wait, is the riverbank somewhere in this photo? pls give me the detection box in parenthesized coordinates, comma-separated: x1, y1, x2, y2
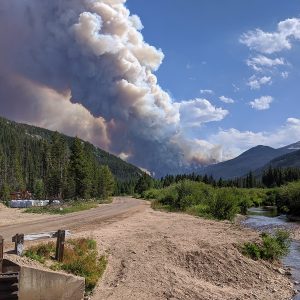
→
(71, 203, 294, 299)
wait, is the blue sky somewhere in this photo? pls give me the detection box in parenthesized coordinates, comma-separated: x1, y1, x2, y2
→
(127, 0, 300, 158)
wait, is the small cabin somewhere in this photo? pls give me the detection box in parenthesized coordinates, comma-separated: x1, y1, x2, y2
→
(10, 191, 32, 200)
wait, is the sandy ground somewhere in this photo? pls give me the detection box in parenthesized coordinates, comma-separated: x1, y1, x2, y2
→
(74, 204, 294, 300)
(1, 199, 295, 300)
(0, 203, 48, 226)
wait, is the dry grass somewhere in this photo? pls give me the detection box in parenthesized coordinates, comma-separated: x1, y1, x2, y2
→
(24, 238, 107, 292)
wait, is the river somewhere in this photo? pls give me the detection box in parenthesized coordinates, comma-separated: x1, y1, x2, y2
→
(243, 207, 300, 300)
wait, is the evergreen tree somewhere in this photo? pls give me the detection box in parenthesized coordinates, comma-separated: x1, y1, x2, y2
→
(135, 173, 153, 194)
(0, 183, 10, 205)
(98, 165, 115, 199)
(46, 133, 69, 199)
(33, 179, 45, 199)
(69, 137, 91, 199)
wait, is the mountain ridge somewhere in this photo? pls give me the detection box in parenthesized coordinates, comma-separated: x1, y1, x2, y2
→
(198, 142, 300, 179)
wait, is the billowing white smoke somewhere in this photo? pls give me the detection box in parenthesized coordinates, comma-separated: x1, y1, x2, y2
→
(0, 0, 227, 176)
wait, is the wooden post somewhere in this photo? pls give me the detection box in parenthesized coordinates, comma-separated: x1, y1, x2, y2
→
(0, 235, 3, 273)
(55, 230, 65, 262)
(12, 234, 24, 256)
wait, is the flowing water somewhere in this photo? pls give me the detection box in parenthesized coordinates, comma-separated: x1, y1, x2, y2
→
(243, 207, 300, 299)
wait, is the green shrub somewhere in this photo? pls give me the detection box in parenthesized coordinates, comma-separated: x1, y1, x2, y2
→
(263, 189, 278, 206)
(161, 194, 177, 207)
(210, 189, 239, 221)
(239, 196, 253, 215)
(148, 180, 242, 221)
(242, 242, 261, 260)
(242, 230, 291, 261)
(276, 181, 300, 216)
(151, 199, 168, 210)
(25, 242, 56, 263)
(61, 249, 107, 292)
(185, 203, 211, 218)
(142, 188, 162, 200)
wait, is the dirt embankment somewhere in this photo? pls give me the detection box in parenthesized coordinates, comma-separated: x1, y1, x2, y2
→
(72, 204, 293, 300)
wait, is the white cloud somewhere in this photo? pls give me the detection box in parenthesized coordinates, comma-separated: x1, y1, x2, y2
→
(240, 18, 300, 54)
(179, 98, 228, 127)
(246, 55, 285, 72)
(249, 95, 273, 110)
(247, 75, 272, 90)
(210, 117, 300, 160)
(200, 89, 214, 95)
(232, 83, 240, 92)
(219, 95, 235, 104)
(281, 71, 289, 79)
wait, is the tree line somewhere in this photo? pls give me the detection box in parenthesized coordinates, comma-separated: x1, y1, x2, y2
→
(152, 167, 300, 191)
(0, 132, 115, 201)
(0, 116, 151, 202)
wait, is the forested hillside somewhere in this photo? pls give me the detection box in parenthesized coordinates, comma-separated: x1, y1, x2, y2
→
(0, 116, 144, 200)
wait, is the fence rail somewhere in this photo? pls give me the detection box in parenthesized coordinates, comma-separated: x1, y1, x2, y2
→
(0, 229, 70, 264)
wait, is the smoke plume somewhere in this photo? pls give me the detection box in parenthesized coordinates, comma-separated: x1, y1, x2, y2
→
(0, 0, 227, 176)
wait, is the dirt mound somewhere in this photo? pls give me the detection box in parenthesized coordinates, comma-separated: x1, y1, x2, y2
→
(71, 205, 293, 300)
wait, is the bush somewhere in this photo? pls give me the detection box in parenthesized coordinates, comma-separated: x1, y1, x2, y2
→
(210, 189, 239, 221)
(25, 242, 56, 263)
(243, 242, 261, 260)
(242, 230, 291, 261)
(185, 203, 211, 218)
(276, 181, 300, 216)
(148, 180, 243, 221)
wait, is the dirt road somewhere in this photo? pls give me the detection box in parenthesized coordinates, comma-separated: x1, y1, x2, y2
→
(0, 197, 147, 242)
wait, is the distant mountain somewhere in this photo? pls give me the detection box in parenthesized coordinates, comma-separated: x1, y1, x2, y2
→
(255, 148, 300, 176)
(198, 142, 300, 179)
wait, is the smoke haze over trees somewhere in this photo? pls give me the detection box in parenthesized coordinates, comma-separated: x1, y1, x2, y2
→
(0, 0, 227, 176)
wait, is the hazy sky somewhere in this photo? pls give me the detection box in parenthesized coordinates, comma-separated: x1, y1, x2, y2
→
(0, 0, 300, 175)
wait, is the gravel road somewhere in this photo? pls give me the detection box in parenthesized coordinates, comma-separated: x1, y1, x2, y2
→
(0, 197, 147, 243)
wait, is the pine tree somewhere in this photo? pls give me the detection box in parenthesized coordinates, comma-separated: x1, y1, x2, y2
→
(0, 183, 10, 205)
(98, 165, 115, 199)
(135, 173, 153, 194)
(33, 179, 45, 199)
(69, 137, 91, 199)
(46, 133, 69, 199)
